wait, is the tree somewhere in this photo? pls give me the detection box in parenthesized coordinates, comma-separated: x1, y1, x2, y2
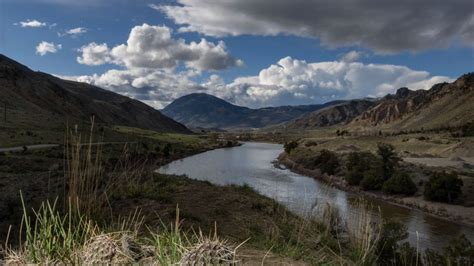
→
(382, 172, 417, 195)
(377, 143, 400, 180)
(424, 172, 463, 203)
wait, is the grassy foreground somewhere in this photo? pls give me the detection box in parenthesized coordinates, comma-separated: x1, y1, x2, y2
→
(1, 125, 473, 265)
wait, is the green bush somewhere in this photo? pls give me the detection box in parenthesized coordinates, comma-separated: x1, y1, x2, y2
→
(360, 168, 385, 191)
(443, 234, 474, 265)
(346, 170, 365, 186)
(345, 152, 377, 185)
(376, 221, 408, 265)
(382, 172, 417, 195)
(425, 235, 474, 265)
(316, 149, 340, 175)
(284, 140, 298, 154)
(424, 172, 463, 203)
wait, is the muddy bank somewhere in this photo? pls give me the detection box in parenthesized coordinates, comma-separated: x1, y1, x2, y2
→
(277, 152, 474, 227)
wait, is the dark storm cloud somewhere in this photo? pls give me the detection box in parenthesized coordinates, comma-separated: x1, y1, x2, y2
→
(160, 0, 474, 53)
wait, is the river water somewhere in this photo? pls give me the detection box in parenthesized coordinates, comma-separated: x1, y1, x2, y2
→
(157, 142, 474, 250)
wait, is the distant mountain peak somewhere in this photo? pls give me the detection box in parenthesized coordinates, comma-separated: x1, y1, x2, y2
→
(162, 93, 343, 129)
(395, 87, 411, 98)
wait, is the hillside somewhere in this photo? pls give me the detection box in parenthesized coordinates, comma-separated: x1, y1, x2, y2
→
(162, 93, 343, 129)
(282, 73, 474, 132)
(283, 100, 375, 129)
(350, 73, 474, 131)
(0, 54, 190, 133)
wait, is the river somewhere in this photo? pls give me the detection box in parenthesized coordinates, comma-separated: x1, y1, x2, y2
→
(157, 142, 474, 250)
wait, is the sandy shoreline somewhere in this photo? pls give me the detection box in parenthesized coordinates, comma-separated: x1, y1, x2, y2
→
(277, 152, 474, 228)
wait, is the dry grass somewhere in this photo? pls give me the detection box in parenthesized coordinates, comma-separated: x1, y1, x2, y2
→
(65, 118, 107, 217)
(346, 199, 382, 264)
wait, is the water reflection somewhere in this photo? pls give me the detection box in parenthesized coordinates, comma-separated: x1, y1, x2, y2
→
(158, 142, 474, 250)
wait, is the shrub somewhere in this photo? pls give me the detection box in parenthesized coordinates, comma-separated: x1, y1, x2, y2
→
(424, 234, 474, 265)
(345, 152, 377, 185)
(443, 234, 474, 265)
(376, 221, 408, 265)
(316, 149, 340, 175)
(346, 170, 365, 186)
(424, 172, 463, 203)
(382, 172, 417, 195)
(284, 140, 298, 154)
(360, 168, 385, 191)
(377, 143, 400, 180)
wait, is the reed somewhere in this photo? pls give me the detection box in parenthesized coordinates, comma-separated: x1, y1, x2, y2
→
(346, 198, 382, 264)
(65, 118, 107, 217)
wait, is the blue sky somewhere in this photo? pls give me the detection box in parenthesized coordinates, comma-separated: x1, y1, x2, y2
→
(1, 0, 473, 108)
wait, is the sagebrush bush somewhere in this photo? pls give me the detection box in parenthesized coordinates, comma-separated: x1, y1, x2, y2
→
(382, 172, 417, 196)
(284, 140, 298, 154)
(345, 152, 377, 185)
(424, 172, 463, 203)
(317, 149, 340, 175)
(360, 168, 384, 191)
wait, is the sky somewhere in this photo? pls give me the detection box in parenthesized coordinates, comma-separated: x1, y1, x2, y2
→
(1, 0, 473, 109)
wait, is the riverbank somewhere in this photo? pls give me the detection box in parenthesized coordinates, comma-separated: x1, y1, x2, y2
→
(278, 152, 474, 227)
(0, 136, 319, 264)
(0, 128, 239, 244)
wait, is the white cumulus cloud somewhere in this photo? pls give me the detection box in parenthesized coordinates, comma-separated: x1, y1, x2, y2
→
(63, 27, 87, 36)
(204, 57, 453, 107)
(36, 41, 62, 56)
(341, 51, 364, 62)
(77, 23, 241, 71)
(61, 68, 206, 109)
(16, 19, 47, 28)
(77, 43, 112, 65)
(67, 55, 453, 109)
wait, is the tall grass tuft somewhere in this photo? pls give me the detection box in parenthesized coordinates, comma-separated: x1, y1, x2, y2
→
(65, 117, 107, 217)
(346, 199, 382, 264)
(6, 193, 97, 264)
(149, 206, 188, 265)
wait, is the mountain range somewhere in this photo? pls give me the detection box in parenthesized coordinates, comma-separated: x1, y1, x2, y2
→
(1, 54, 472, 134)
(0, 54, 189, 133)
(162, 93, 343, 130)
(349, 74, 474, 130)
(165, 73, 474, 132)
